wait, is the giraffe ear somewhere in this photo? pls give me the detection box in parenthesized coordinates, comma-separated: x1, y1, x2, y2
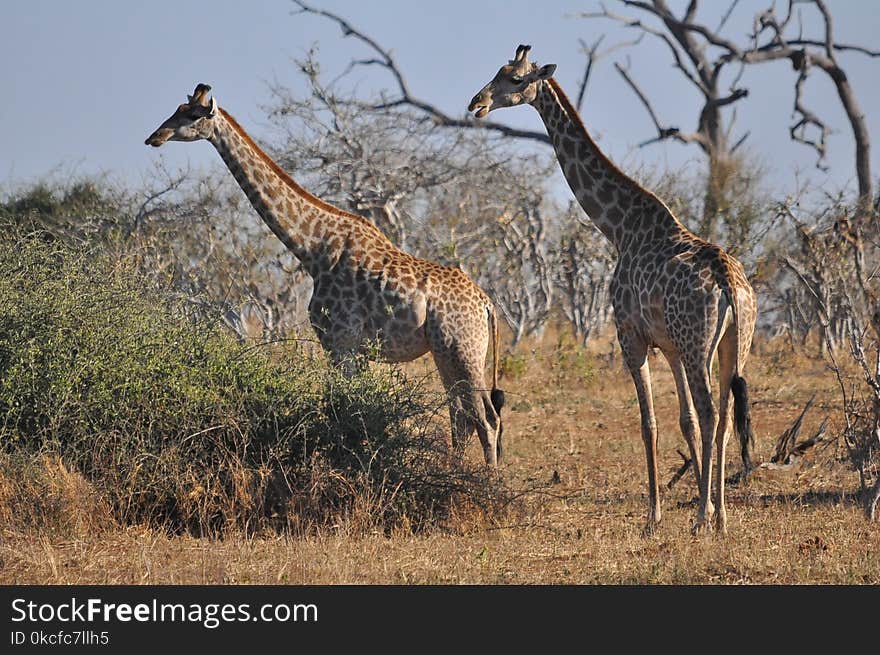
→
(534, 63, 556, 80)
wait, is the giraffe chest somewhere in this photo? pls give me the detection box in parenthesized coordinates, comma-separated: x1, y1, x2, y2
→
(610, 266, 667, 338)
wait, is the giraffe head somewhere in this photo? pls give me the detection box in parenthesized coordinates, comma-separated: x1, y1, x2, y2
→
(145, 83, 218, 147)
(468, 45, 556, 118)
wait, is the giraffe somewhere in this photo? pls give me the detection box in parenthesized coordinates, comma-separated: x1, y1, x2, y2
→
(469, 46, 757, 534)
(145, 83, 505, 466)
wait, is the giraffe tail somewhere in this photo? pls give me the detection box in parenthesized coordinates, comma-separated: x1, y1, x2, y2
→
(731, 374, 756, 476)
(488, 304, 506, 461)
(707, 246, 755, 476)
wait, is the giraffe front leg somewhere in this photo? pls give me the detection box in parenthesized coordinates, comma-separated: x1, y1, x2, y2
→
(470, 391, 498, 469)
(664, 350, 703, 490)
(621, 333, 661, 536)
(430, 324, 498, 467)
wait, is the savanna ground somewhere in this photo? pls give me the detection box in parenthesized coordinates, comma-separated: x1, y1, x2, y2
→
(2, 329, 876, 585)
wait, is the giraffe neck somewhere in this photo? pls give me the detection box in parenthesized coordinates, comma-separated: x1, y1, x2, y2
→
(532, 79, 683, 252)
(208, 107, 389, 270)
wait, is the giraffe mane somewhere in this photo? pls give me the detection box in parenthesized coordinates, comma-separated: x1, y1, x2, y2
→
(217, 107, 391, 242)
(545, 78, 678, 218)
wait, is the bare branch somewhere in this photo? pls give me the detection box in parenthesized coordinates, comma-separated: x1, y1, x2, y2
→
(292, 0, 550, 145)
(730, 130, 750, 154)
(580, 6, 706, 93)
(624, 0, 745, 59)
(666, 449, 693, 489)
(588, 0, 874, 211)
(716, 0, 740, 33)
(706, 87, 749, 111)
(769, 394, 815, 464)
(613, 61, 709, 150)
(782, 39, 880, 57)
(576, 35, 606, 113)
(613, 61, 662, 133)
(814, 0, 836, 62)
(790, 67, 830, 172)
(574, 33, 646, 113)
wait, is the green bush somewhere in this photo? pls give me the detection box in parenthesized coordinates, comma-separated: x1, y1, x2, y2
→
(551, 343, 596, 387)
(0, 180, 124, 240)
(0, 227, 506, 535)
(500, 353, 528, 380)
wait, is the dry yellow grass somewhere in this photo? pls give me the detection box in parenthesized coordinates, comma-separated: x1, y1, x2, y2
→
(2, 333, 878, 585)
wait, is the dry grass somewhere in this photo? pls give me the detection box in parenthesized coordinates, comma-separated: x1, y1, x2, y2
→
(2, 333, 878, 585)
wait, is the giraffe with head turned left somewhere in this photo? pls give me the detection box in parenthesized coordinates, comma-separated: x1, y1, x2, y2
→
(145, 83, 505, 466)
(470, 46, 758, 534)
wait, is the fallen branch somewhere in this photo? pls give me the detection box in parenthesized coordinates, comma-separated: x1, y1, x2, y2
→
(758, 394, 828, 471)
(772, 394, 816, 464)
(666, 449, 692, 490)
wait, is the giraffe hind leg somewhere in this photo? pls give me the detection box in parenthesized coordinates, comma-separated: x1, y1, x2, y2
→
(434, 355, 499, 468)
(434, 359, 476, 459)
(452, 385, 498, 467)
(713, 327, 737, 534)
(683, 357, 718, 535)
(488, 388, 505, 462)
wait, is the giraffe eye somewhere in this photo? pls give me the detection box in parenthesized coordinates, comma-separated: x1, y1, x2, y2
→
(510, 75, 524, 85)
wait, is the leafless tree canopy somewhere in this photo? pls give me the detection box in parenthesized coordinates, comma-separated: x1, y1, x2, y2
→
(580, 0, 878, 221)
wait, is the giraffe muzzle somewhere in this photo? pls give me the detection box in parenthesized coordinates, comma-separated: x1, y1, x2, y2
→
(468, 93, 491, 119)
(144, 128, 173, 147)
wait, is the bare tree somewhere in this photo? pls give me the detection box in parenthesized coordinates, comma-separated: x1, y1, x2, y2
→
(555, 203, 615, 344)
(826, 297, 880, 520)
(490, 201, 555, 346)
(264, 48, 517, 253)
(579, 0, 878, 237)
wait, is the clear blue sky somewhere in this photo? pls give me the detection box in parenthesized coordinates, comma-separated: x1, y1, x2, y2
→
(1, 0, 878, 201)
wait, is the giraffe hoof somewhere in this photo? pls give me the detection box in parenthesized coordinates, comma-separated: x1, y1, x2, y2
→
(691, 519, 713, 536)
(641, 517, 660, 538)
